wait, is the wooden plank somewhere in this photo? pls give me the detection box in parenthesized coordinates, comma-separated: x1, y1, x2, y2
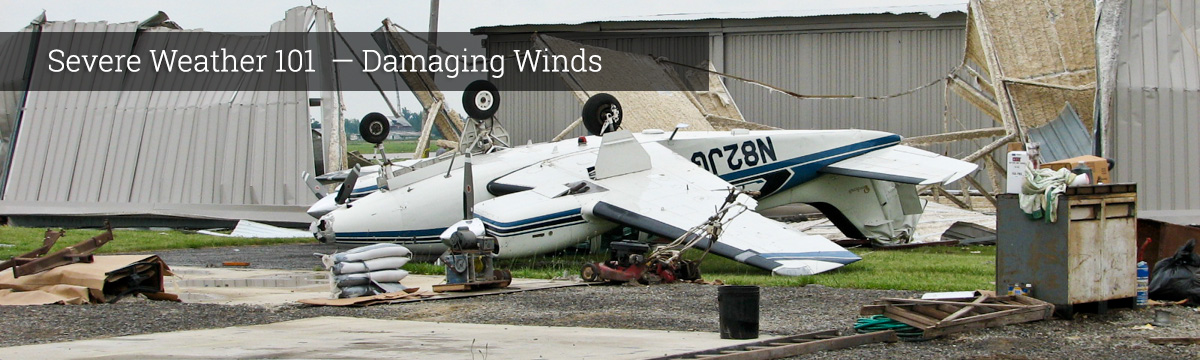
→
(431, 283, 467, 292)
(924, 308, 1049, 338)
(860, 304, 885, 316)
(940, 308, 1025, 328)
(702, 331, 899, 360)
(379, 19, 461, 142)
(963, 175, 998, 207)
(413, 101, 442, 159)
(878, 298, 1029, 309)
(645, 330, 838, 360)
(933, 185, 972, 209)
(911, 304, 954, 320)
(882, 306, 937, 329)
(939, 294, 990, 324)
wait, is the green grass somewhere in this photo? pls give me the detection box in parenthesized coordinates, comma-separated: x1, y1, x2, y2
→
(404, 245, 997, 292)
(0, 224, 996, 292)
(347, 140, 437, 156)
(0, 226, 314, 260)
(697, 245, 996, 291)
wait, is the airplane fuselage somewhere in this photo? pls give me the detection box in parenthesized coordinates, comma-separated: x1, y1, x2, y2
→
(312, 129, 901, 256)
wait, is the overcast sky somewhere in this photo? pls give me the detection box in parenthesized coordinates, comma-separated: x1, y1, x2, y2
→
(1, 0, 966, 120)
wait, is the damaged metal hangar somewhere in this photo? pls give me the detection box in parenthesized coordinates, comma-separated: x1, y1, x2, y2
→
(0, 7, 344, 228)
(0, 2, 1194, 227)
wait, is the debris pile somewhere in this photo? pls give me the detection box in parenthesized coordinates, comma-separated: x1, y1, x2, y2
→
(0, 226, 177, 305)
(858, 291, 1054, 340)
(320, 243, 412, 298)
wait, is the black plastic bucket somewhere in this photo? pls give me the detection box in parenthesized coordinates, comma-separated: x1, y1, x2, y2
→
(718, 285, 760, 339)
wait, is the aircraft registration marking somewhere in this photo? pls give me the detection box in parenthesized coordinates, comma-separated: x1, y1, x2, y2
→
(689, 137, 777, 175)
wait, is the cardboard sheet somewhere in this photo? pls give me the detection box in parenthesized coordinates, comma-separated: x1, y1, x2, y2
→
(0, 255, 175, 305)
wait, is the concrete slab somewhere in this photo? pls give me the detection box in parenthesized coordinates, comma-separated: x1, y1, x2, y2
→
(0, 317, 762, 359)
(167, 266, 582, 307)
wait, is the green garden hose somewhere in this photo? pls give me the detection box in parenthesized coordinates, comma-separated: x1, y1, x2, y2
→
(854, 315, 925, 340)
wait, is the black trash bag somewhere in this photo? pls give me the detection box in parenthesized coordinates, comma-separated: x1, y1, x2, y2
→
(1148, 239, 1200, 304)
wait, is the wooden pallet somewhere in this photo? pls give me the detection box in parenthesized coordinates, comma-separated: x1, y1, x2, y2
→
(859, 292, 1054, 339)
(649, 329, 898, 360)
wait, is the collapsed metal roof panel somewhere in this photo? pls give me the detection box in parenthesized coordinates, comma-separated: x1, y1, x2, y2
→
(0, 6, 328, 226)
(472, 1, 967, 32)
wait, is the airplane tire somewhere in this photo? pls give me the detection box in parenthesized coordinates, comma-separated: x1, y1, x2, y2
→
(581, 93, 622, 135)
(359, 112, 390, 144)
(463, 80, 500, 120)
(581, 263, 601, 282)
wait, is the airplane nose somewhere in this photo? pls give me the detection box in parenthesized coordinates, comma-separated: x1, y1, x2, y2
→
(311, 215, 336, 243)
(307, 195, 338, 218)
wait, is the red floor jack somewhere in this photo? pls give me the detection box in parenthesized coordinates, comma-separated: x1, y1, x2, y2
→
(580, 241, 701, 284)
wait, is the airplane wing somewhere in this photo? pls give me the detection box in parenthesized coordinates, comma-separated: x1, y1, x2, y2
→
(820, 145, 978, 185)
(573, 136, 860, 275)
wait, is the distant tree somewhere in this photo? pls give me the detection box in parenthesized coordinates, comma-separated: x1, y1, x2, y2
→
(344, 117, 360, 135)
(401, 107, 423, 130)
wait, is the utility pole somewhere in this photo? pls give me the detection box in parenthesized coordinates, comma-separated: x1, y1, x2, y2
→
(427, 0, 440, 58)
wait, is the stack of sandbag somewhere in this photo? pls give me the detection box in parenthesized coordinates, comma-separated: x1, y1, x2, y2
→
(320, 243, 412, 298)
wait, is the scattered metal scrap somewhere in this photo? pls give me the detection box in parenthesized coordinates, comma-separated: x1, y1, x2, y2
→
(0, 229, 64, 272)
(859, 292, 1054, 340)
(940, 221, 997, 245)
(649, 329, 899, 360)
(0, 254, 176, 305)
(0, 224, 114, 278)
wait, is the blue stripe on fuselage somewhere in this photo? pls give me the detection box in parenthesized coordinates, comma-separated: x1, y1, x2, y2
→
(716, 135, 900, 194)
(475, 208, 582, 229)
(335, 228, 443, 239)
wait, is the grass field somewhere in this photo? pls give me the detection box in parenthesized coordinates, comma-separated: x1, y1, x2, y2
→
(407, 245, 997, 292)
(346, 140, 437, 156)
(0, 226, 312, 260)
(0, 225, 996, 292)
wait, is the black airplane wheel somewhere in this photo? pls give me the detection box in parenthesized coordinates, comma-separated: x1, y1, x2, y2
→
(359, 112, 390, 144)
(463, 80, 500, 120)
(581, 93, 622, 135)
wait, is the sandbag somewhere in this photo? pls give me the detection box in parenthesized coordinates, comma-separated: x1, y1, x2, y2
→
(338, 285, 373, 299)
(332, 256, 410, 275)
(334, 269, 410, 288)
(333, 245, 412, 263)
(1148, 239, 1200, 304)
(335, 281, 407, 299)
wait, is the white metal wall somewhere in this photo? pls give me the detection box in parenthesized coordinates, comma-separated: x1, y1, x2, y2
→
(1113, 0, 1200, 213)
(0, 7, 322, 225)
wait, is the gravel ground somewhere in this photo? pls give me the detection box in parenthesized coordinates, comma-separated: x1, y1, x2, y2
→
(1, 243, 1198, 359)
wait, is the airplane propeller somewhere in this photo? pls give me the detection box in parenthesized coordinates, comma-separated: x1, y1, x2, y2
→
(462, 154, 474, 220)
(334, 167, 360, 205)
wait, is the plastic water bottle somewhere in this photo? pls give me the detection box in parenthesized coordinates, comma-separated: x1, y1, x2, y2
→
(1136, 261, 1149, 307)
(1072, 161, 1093, 185)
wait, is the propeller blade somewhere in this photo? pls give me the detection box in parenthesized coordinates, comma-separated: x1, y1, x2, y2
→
(302, 171, 327, 199)
(462, 154, 474, 220)
(334, 168, 360, 205)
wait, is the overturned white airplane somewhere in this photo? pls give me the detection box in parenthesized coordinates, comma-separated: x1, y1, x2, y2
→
(308, 82, 976, 275)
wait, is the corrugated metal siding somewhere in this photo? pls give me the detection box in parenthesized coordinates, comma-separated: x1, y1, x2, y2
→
(1113, 0, 1200, 212)
(487, 33, 710, 142)
(483, 17, 996, 166)
(0, 7, 321, 224)
(723, 28, 994, 161)
(0, 28, 36, 193)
